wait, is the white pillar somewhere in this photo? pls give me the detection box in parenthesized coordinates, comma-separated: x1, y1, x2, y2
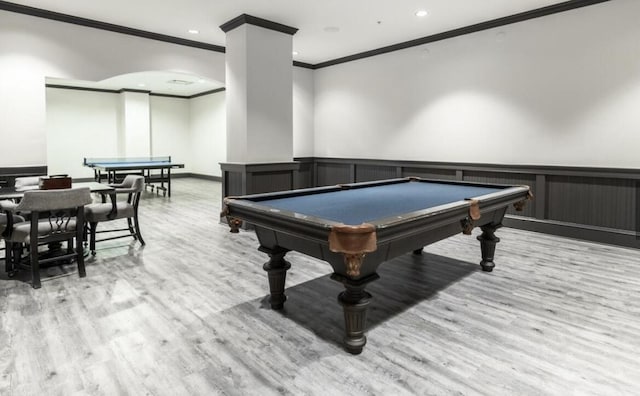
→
(221, 15, 297, 163)
(117, 90, 151, 158)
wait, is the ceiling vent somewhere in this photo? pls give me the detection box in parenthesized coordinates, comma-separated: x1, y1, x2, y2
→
(167, 79, 194, 85)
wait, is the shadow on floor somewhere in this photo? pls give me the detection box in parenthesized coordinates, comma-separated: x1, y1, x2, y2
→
(245, 251, 480, 350)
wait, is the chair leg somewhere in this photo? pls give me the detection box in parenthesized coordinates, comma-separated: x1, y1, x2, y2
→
(6, 242, 21, 277)
(5, 241, 13, 274)
(89, 222, 98, 255)
(30, 243, 41, 289)
(75, 230, 86, 278)
(127, 218, 136, 240)
(133, 214, 145, 246)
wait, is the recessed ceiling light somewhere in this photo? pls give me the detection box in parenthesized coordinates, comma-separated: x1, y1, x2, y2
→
(292, 51, 299, 56)
(197, 79, 206, 83)
(323, 26, 340, 33)
(137, 83, 146, 87)
(415, 10, 428, 17)
(188, 29, 199, 34)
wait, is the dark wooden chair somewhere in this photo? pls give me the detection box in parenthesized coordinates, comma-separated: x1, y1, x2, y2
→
(0, 201, 20, 235)
(84, 175, 145, 255)
(2, 188, 92, 289)
(1, 205, 25, 263)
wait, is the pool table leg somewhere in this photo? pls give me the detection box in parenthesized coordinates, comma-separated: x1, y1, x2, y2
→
(332, 275, 377, 355)
(477, 224, 501, 272)
(261, 246, 291, 310)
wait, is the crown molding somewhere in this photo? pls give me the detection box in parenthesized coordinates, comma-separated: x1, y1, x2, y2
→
(220, 14, 298, 35)
(314, 0, 610, 69)
(0, 0, 225, 53)
(1, 0, 610, 70)
(46, 84, 226, 99)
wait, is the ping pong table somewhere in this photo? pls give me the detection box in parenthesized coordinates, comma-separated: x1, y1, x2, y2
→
(83, 156, 184, 197)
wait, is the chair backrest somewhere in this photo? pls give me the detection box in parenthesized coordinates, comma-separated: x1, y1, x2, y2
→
(16, 187, 92, 212)
(115, 175, 144, 208)
(10, 188, 92, 245)
(117, 175, 145, 192)
(128, 175, 145, 193)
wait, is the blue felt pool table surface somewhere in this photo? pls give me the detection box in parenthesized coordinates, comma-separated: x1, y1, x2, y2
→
(252, 181, 505, 225)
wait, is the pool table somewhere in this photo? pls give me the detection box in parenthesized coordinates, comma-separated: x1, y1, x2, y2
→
(222, 177, 532, 354)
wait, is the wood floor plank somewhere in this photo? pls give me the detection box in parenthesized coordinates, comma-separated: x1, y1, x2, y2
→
(1, 178, 639, 395)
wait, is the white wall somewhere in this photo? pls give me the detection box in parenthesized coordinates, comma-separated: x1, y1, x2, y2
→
(313, 0, 640, 168)
(190, 91, 226, 177)
(12, 1, 638, 172)
(45, 88, 119, 178)
(150, 96, 190, 174)
(0, 10, 225, 167)
(46, 89, 226, 178)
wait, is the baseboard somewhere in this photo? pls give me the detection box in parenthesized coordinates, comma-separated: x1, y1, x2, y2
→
(504, 215, 640, 249)
(186, 173, 222, 182)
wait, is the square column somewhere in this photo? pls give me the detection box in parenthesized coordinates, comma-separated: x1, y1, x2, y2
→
(221, 14, 298, 164)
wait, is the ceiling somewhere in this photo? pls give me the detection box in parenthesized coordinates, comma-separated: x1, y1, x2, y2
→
(8, 0, 572, 95)
(46, 72, 224, 97)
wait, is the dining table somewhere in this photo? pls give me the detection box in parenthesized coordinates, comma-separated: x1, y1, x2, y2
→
(0, 181, 114, 200)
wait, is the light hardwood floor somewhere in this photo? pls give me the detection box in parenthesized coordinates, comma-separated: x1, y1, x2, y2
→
(1, 178, 639, 395)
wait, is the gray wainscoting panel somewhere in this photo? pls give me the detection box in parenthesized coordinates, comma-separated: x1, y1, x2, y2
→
(250, 171, 294, 194)
(355, 164, 398, 183)
(402, 167, 457, 181)
(546, 175, 636, 231)
(220, 162, 300, 202)
(316, 163, 351, 186)
(463, 171, 537, 218)
(294, 157, 640, 248)
(297, 161, 314, 189)
(224, 171, 244, 197)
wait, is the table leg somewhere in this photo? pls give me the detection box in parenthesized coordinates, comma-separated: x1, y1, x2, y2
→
(331, 273, 379, 355)
(261, 246, 291, 310)
(477, 224, 501, 272)
(167, 168, 171, 197)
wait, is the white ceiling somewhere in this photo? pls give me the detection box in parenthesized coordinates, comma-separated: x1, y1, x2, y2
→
(11, 0, 570, 94)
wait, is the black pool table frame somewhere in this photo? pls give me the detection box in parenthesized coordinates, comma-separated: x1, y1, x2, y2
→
(222, 177, 532, 354)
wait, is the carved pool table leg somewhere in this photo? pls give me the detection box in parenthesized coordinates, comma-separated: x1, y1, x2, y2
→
(477, 224, 501, 272)
(339, 283, 371, 355)
(260, 246, 291, 310)
(332, 274, 378, 355)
